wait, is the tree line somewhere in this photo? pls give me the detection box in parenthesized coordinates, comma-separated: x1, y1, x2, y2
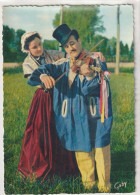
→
(3, 5, 133, 63)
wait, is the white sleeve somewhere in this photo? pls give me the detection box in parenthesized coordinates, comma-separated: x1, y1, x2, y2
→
(22, 63, 34, 78)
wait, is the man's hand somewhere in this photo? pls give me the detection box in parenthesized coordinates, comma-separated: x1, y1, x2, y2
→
(36, 85, 42, 88)
(90, 52, 105, 62)
(40, 75, 55, 89)
(79, 63, 93, 77)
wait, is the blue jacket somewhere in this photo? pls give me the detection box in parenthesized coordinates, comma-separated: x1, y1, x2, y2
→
(28, 59, 113, 152)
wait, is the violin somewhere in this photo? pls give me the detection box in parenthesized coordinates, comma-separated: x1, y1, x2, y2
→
(71, 53, 102, 75)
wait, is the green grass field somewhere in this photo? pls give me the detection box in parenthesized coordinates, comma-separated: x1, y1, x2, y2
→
(3, 67, 135, 194)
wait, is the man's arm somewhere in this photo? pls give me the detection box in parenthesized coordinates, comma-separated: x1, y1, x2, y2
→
(81, 75, 100, 96)
(27, 63, 62, 87)
(80, 60, 108, 96)
(98, 59, 108, 71)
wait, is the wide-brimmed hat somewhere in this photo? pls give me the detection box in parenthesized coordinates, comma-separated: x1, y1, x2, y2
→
(53, 24, 79, 47)
(21, 31, 42, 53)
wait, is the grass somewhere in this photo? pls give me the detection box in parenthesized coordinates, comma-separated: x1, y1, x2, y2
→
(108, 67, 134, 74)
(3, 67, 135, 194)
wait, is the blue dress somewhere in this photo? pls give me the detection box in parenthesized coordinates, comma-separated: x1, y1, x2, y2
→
(28, 59, 113, 152)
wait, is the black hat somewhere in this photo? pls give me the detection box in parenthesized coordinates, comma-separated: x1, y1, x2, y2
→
(53, 24, 79, 47)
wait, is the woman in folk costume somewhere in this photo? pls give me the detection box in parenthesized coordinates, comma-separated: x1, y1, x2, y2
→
(17, 31, 79, 181)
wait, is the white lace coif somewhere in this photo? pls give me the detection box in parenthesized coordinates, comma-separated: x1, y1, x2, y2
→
(21, 31, 42, 53)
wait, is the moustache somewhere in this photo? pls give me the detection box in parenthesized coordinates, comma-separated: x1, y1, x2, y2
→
(70, 50, 76, 53)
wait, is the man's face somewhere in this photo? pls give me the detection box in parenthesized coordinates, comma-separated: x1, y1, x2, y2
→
(63, 35, 82, 58)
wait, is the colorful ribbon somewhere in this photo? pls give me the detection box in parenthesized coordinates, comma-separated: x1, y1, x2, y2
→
(99, 71, 111, 123)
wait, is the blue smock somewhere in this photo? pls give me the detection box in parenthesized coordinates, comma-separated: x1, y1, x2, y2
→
(28, 59, 113, 152)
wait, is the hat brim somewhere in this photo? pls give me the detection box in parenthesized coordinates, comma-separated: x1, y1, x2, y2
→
(59, 29, 78, 47)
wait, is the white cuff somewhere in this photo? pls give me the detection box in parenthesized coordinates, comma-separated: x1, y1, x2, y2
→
(86, 76, 95, 80)
(40, 74, 48, 79)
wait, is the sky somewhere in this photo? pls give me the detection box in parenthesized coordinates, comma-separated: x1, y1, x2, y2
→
(2, 5, 133, 48)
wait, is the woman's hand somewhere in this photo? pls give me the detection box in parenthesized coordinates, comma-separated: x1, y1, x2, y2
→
(40, 75, 55, 89)
(90, 52, 105, 62)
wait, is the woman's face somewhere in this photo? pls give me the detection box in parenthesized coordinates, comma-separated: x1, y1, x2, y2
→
(28, 37, 43, 57)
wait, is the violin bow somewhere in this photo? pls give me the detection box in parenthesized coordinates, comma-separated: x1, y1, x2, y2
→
(42, 38, 105, 92)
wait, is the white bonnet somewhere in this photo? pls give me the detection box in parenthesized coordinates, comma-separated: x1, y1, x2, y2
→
(21, 31, 42, 53)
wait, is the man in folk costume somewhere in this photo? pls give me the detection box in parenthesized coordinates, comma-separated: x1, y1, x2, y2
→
(28, 24, 113, 192)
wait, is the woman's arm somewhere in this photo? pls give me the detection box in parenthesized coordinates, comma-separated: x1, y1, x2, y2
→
(47, 50, 67, 61)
